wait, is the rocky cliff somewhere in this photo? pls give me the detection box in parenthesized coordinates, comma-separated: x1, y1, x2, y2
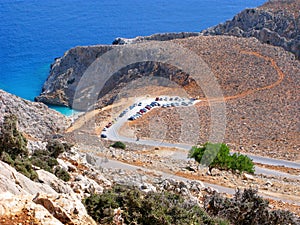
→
(35, 44, 202, 108)
(112, 32, 200, 45)
(201, 0, 300, 59)
(0, 89, 70, 140)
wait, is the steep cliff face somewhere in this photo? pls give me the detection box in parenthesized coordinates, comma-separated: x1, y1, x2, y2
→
(35, 45, 114, 107)
(35, 44, 201, 108)
(0, 90, 70, 140)
(201, 1, 300, 58)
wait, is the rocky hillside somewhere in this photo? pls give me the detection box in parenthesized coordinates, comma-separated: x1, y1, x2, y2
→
(0, 89, 70, 140)
(129, 35, 299, 160)
(201, 0, 300, 59)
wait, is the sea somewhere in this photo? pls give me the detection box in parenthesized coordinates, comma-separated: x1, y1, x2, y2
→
(0, 0, 266, 116)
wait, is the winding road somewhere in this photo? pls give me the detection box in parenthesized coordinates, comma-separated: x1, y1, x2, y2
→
(103, 50, 299, 171)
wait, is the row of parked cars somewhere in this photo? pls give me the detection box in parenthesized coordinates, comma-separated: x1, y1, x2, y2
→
(128, 101, 160, 121)
(101, 96, 197, 137)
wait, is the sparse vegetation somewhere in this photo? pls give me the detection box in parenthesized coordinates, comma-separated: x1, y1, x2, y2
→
(0, 114, 71, 181)
(0, 114, 28, 159)
(204, 188, 300, 225)
(188, 142, 255, 174)
(83, 184, 229, 225)
(54, 167, 71, 182)
(110, 141, 126, 150)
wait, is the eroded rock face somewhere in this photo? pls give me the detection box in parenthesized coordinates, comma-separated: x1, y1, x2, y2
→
(0, 89, 70, 140)
(201, 6, 300, 59)
(35, 45, 114, 107)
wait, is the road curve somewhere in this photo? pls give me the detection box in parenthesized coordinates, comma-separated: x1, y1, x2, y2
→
(106, 120, 300, 171)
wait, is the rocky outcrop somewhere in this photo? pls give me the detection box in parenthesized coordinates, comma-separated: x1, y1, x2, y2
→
(201, 1, 300, 58)
(0, 89, 70, 140)
(35, 45, 201, 108)
(112, 32, 200, 45)
(33, 193, 97, 225)
(0, 160, 57, 195)
(35, 45, 114, 107)
(0, 158, 98, 224)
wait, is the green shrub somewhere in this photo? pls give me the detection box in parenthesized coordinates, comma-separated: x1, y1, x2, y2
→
(0, 114, 28, 159)
(231, 153, 255, 174)
(188, 142, 254, 174)
(204, 188, 300, 225)
(47, 140, 66, 158)
(14, 157, 38, 181)
(30, 149, 59, 173)
(0, 152, 14, 166)
(110, 141, 126, 150)
(83, 185, 229, 225)
(55, 167, 71, 182)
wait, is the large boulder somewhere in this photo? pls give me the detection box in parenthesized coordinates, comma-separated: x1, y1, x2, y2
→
(33, 193, 97, 225)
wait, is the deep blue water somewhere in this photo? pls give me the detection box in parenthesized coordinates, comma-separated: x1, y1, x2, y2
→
(0, 0, 265, 115)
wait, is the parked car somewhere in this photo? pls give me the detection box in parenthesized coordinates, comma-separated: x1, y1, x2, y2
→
(155, 97, 160, 101)
(138, 102, 142, 106)
(102, 127, 107, 131)
(181, 102, 187, 106)
(105, 122, 112, 128)
(101, 134, 107, 138)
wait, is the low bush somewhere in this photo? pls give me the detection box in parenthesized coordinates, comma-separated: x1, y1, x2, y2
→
(83, 185, 229, 225)
(0, 114, 71, 181)
(54, 167, 71, 182)
(110, 141, 126, 150)
(30, 149, 59, 173)
(204, 188, 300, 225)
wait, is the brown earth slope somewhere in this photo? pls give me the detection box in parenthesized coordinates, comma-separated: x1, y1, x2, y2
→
(126, 35, 299, 160)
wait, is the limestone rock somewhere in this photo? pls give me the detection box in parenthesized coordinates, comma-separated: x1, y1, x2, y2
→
(0, 192, 63, 225)
(36, 170, 73, 194)
(71, 174, 104, 197)
(0, 89, 70, 140)
(33, 193, 97, 225)
(201, 4, 300, 59)
(242, 173, 255, 181)
(0, 161, 57, 195)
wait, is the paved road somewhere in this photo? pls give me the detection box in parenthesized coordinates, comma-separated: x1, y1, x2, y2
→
(104, 97, 300, 172)
(87, 153, 300, 205)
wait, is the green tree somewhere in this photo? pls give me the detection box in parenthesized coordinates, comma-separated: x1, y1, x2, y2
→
(188, 142, 254, 174)
(0, 114, 28, 159)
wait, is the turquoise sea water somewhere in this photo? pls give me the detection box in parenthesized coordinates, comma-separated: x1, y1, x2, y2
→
(0, 0, 265, 115)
